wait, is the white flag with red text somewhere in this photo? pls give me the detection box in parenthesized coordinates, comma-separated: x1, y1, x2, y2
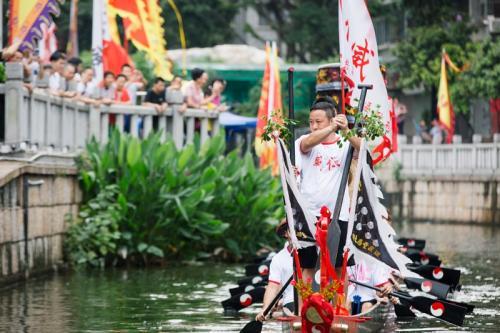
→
(92, 0, 111, 81)
(339, 0, 393, 165)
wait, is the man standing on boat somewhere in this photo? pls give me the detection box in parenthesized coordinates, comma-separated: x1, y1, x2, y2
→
(256, 220, 294, 322)
(295, 96, 361, 284)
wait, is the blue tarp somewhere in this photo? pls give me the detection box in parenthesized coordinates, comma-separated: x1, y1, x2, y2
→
(219, 112, 257, 131)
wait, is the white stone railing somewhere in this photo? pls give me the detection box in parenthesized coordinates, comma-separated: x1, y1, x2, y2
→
(399, 143, 500, 177)
(1, 63, 219, 153)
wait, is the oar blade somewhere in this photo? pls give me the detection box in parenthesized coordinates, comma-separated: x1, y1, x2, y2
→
(238, 275, 268, 286)
(410, 296, 467, 327)
(221, 287, 266, 311)
(240, 320, 263, 333)
(405, 250, 441, 266)
(230, 283, 266, 296)
(393, 303, 416, 318)
(404, 277, 451, 299)
(397, 237, 426, 250)
(244, 260, 271, 277)
(407, 264, 461, 289)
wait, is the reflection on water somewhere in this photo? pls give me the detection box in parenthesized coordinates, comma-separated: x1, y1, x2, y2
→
(0, 222, 498, 332)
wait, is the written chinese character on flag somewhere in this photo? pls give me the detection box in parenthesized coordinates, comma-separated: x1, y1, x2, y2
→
(255, 42, 282, 176)
(339, 0, 393, 165)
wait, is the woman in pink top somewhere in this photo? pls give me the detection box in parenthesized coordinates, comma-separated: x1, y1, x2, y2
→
(183, 68, 218, 109)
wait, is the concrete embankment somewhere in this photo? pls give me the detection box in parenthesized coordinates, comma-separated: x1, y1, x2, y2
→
(0, 160, 80, 284)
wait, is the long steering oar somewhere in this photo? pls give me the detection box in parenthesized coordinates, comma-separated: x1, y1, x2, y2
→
(349, 279, 469, 326)
(239, 275, 293, 333)
(327, 84, 373, 270)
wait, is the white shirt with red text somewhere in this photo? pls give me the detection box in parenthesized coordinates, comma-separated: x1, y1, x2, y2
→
(295, 135, 350, 221)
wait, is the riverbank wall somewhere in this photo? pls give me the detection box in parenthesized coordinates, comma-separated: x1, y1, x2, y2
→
(0, 160, 80, 285)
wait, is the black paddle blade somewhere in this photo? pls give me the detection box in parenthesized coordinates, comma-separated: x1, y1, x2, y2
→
(238, 275, 268, 286)
(393, 303, 416, 318)
(221, 287, 266, 311)
(405, 249, 441, 266)
(230, 282, 266, 297)
(252, 252, 275, 263)
(240, 320, 263, 333)
(245, 260, 271, 277)
(327, 218, 342, 271)
(408, 295, 467, 326)
(440, 299, 475, 314)
(397, 237, 426, 250)
(404, 277, 451, 299)
(407, 264, 461, 289)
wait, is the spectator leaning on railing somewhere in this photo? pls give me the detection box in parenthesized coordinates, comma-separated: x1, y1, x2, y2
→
(143, 77, 167, 113)
(49, 51, 67, 96)
(96, 71, 116, 106)
(121, 64, 140, 104)
(61, 63, 78, 98)
(114, 74, 131, 105)
(206, 78, 228, 112)
(166, 75, 187, 112)
(183, 68, 220, 109)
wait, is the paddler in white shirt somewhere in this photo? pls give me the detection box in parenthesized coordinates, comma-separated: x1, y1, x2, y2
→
(256, 220, 294, 322)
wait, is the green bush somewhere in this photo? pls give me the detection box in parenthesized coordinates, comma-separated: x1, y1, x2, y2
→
(66, 130, 283, 266)
(0, 63, 5, 83)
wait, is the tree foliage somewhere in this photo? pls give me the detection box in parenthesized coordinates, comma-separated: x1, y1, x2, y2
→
(452, 38, 500, 114)
(160, 0, 240, 49)
(393, 0, 473, 91)
(241, 0, 339, 62)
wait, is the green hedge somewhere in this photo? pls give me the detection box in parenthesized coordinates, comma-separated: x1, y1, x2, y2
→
(66, 131, 283, 267)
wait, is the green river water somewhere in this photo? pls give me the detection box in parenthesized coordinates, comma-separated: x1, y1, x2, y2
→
(0, 222, 499, 332)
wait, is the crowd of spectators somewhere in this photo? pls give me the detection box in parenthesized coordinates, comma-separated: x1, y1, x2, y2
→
(1, 47, 228, 115)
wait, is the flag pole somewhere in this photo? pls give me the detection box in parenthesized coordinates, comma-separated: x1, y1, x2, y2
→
(288, 67, 295, 165)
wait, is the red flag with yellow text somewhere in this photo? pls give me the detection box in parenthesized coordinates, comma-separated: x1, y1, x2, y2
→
(255, 42, 282, 176)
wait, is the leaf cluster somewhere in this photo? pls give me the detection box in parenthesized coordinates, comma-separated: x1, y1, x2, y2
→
(338, 106, 386, 148)
(261, 111, 299, 144)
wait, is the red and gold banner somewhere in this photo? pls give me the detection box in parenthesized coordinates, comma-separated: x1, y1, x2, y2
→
(255, 42, 282, 176)
(107, 0, 173, 80)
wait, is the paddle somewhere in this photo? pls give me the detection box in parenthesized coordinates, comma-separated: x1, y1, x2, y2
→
(230, 282, 267, 297)
(404, 249, 441, 266)
(239, 275, 294, 333)
(393, 302, 417, 318)
(245, 260, 271, 277)
(397, 237, 426, 250)
(221, 286, 266, 311)
(403, 276, 451, 299)
(238, 275, 268, 287)
(407, 263, 461, 289)
(252, 252, 276, 263)
(349, 279, 468, 326)
(406, 264, 461, 290)
(395, 290, 474, 315)
(327, 84, 373, 269)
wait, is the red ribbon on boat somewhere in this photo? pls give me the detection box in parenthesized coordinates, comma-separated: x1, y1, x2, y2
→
(315, 206, 339, 288)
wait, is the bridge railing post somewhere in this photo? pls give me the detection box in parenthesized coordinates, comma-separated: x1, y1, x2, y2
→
(4, 63, 28, 146)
